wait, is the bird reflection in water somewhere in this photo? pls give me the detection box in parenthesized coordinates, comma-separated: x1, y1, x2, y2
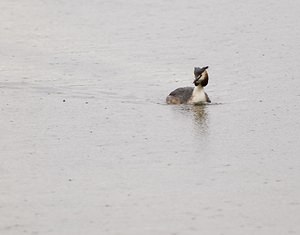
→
(191, 104, 209, 132)
(177, 104, 209, 133)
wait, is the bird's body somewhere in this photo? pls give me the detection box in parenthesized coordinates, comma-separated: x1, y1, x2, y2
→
(166, 87, 194, 104)
(166, 66, 211, 105)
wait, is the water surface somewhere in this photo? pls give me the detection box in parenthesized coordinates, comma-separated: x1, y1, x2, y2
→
(1, 0, 300, 234)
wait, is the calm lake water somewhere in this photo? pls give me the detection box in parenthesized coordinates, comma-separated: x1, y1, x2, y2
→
(1, 0, 300, 234)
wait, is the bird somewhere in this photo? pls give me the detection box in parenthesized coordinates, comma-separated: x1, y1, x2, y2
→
(166, 66, 211, 104)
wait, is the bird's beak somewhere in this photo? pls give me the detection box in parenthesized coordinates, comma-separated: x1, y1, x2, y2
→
(193, 74, 201, 84)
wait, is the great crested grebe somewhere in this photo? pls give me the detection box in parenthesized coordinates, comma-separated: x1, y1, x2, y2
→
(166, 66, 211, 105)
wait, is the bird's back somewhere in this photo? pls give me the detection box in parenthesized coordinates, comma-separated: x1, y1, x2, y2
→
(166, 87, 194, 104)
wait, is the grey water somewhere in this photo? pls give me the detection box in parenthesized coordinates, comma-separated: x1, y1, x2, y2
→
(1, 0, 300, 234)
